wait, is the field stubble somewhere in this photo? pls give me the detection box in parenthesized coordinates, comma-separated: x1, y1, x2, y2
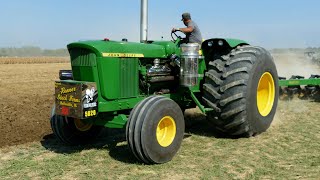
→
(0, 57, 68, 64)
(0, 55, 319, 179)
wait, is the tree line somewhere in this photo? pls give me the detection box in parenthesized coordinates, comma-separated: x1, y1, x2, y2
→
(270, 47, 320, 54)
(0, 46, 69, 57)
(1, 46, 320, 57)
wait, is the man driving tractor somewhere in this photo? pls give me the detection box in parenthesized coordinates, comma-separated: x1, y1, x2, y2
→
(172, 12, 203, 44)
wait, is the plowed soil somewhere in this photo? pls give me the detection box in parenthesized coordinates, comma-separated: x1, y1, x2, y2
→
(0, 52, 319, 148)
(0, 62, 70, 147)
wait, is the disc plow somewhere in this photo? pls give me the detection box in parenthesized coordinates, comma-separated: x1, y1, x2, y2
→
(279, 75, 320, 101)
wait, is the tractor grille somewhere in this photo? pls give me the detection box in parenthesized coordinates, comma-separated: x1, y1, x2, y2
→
(69, 48, 96, 82)
(119, 58, 139, 97)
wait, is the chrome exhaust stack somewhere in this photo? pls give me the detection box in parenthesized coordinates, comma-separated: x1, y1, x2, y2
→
(140, 0, 148, 43)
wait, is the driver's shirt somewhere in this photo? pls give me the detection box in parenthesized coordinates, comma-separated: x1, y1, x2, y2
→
(186, 21, 202, 44)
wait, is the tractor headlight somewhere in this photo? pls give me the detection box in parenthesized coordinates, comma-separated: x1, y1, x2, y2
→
(218, 40, 224, 46)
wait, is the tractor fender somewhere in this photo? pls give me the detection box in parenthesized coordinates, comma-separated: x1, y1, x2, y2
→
(201, 38, 249, 57)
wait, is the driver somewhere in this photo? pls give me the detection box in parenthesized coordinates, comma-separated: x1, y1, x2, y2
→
(172, 12, 202, 44)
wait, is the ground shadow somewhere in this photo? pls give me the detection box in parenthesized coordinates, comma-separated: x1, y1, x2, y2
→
(184, 110, 232, 139)
(40, 128, 139, 164)
(41, 111, 233, 164)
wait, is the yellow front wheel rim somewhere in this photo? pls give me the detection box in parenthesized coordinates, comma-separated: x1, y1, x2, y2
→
(156, 116, 176, 147)
(74, 118, 93, 131)
(257, 72, 275, 117)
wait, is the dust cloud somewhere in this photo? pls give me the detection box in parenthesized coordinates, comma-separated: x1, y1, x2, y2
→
(272, 51, 320, 79)
(270, 51, 320, 128)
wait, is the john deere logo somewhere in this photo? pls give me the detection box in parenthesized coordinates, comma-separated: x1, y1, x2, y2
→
(102, 53, 144, 58)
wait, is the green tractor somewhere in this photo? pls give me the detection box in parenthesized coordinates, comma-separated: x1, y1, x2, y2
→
(51, 0, 279, 164)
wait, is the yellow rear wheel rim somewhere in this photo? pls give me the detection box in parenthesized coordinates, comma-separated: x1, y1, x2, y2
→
(74, 118, 93, 131)
(257, 72, 275, 117)
(156, 116, 176, 147)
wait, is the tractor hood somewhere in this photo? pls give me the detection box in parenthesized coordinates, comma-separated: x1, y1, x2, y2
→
(67, 40, 176, 58)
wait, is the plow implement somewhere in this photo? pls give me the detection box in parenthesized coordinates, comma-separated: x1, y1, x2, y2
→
(279, 75, 320, 101)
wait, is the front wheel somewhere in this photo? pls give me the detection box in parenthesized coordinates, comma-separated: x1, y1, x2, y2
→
(126, 96, 185, 164)
(202, 45, 279, 137)
(50, 106, 102, 145)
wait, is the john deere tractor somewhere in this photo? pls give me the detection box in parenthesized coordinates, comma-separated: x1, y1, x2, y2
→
(51, 0, 279, 164)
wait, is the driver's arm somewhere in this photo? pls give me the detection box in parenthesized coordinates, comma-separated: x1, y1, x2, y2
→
(178, 26, 194, 33)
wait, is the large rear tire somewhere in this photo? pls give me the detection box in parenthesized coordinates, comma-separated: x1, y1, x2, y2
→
(126, 96, 185, 164)
(50, 106, 102, 145)
(202, 45, 279, 137)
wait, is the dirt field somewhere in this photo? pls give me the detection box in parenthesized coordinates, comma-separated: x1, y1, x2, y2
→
(0, 99, 319, 179)
(0, 53, 319, 148)
(0, 60, 70, 147)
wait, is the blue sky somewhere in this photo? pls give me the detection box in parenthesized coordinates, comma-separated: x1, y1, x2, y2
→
(1, 0, 319, 49)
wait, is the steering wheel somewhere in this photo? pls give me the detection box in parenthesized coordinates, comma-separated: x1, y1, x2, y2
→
(171, 31, 182, 42)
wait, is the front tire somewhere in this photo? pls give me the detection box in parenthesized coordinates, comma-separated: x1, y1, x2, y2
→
(50, 106, 102, 145)
(126, 96, 185, 164)
(202, 45, 279, 137)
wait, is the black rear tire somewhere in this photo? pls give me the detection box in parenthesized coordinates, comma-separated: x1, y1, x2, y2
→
(126, 96, 185, 164)
(202, 45, 279, 137)
(50, 106, 102, 145)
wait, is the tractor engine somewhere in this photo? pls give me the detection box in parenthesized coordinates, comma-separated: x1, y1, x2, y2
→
(140, 57, 179, 95)
(140, 43, 200, 94)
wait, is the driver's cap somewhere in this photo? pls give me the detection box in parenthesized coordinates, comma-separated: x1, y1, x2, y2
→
(181, 12, 191, 21)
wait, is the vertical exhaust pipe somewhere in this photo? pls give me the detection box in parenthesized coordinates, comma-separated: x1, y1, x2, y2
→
(140, 0, 148, 43)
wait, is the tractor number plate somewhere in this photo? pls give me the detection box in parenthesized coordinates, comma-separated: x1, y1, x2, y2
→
(55, 81, 98, 119)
